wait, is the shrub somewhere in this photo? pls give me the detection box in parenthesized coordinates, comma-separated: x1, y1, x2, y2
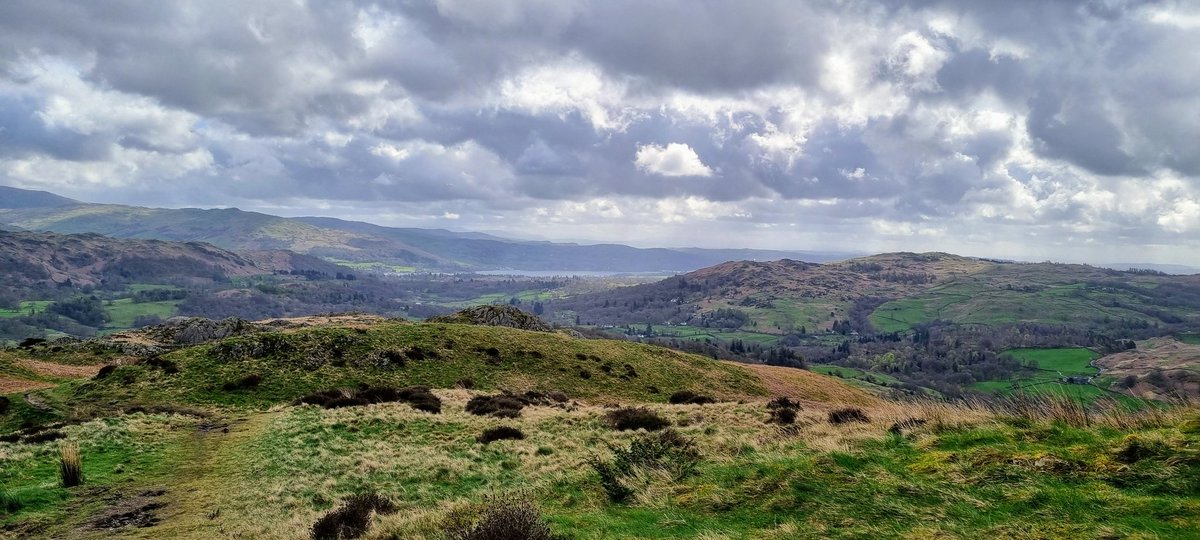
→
(221, 374, 262, 391)
(478, 426, 525, 444)
(145, 357, 179, 374)
(60, 443, 83, 488)
(770, 407, 797, 425)
(444, 492, 556, 540)
(589, 430, 701, 502)
(606, 407, 670, 431)
(828, 407, 870, 425)
(466, 394, 534, 418)
(0, 488, 21, 514)
(0, 396, 9, 415)
(310, 492, 396, 540)
(93, 365, 117, 380)
(669, 391, 716, 405)
(767, 396, 800, 410)
(295, 385, 441, 414)
(547, 391, 569, 403)
(456, 378, 476, 390)
(578, 369, 591, 379)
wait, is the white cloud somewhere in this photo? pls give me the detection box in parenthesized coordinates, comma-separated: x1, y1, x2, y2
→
(634, 143, 714, 177)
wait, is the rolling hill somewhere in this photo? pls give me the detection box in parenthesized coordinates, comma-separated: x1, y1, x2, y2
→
(548, 252, 1200, 335)
(1, 314, 1197, 539)
(0, 186, 854, 272)
(0, 229, 344, 289)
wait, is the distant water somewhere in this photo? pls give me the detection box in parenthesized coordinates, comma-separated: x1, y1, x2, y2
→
(474, 269, 678, 278)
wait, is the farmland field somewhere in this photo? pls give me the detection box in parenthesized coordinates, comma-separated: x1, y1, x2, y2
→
(0, 300, 52, 319)
(103, 298, 180, 329)
(1003, 347, 1099, 375)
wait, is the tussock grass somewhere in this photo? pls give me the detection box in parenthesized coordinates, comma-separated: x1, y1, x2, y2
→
(58, 443, 82, 488)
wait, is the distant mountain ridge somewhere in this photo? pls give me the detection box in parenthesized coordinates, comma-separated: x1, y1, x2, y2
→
(0, 186, 856, 272)
(0, 229, 345, 289)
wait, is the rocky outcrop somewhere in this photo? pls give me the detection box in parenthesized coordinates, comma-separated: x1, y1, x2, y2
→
(142, 317, 264, 346)
(428, 305, 554, 332)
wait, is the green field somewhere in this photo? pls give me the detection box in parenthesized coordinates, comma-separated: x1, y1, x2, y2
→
(867, 267, 1193, 332)
(1003, 347, 1099, 375)
(0, 300, 52, 318)
(103, 298, 180, 329)
(322, 258, 417, 273)
(969, 348, 1124, 403)
(125, 283, 181, 293)
(811, 364, 901, 386)
(642, 325, 781, 346)
(1180, 333, 1200, 345)
(456, 289, 560, 307)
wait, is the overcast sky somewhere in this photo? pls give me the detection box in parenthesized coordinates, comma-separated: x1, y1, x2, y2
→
(1, 1, 1199, 264)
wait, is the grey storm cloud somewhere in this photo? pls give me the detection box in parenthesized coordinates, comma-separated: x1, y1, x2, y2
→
(1, 0, 1199, 263)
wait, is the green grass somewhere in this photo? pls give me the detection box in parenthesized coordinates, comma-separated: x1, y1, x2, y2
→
(968, 348, 1123, 403)
(812, 364, 901, 386)
(2, 319, 1199, 538)
(0, 414, 203, 534)
(1004, 347, 1099, 375)
(0, 301, 53, 319)
(640, 325, 781, 346)
(62, 322, 768, 412)
(322, 258, 417, 273)
(1180, 334, 1200, 345)
(103, 298, 179, 329)
(866, 265, 1197, 332)
(125, 283, 181, 293)
(7, 396, 1193, 539)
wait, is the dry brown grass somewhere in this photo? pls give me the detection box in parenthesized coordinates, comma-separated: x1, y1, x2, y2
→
(0, 376, 54, 394)
(17, 359, 103, 379)
(734, 363, 882, 407)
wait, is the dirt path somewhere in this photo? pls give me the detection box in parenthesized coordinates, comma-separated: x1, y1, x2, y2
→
(115, 412, 278, 540)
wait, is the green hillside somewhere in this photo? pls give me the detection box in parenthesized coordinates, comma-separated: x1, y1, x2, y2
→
(1, 322, 1197, 538)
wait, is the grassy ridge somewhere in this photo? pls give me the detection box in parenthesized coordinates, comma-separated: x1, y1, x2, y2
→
(117, 322, 770, 407)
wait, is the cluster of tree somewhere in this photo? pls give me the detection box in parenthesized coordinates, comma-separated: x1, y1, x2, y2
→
(48, 295, 110, 327)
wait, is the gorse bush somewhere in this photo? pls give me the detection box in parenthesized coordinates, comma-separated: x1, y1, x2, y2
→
(767, 396, 800, 410)
(669, 391, 716, 405)
(828, 407, 870, 425)
(466, 392, 552, 418)
(768, 396, 800, 425)
(93, 365, 117, 380)
(444, 492, 558, 540)
(295, 385, 442, 413)
(606, 407, 671, 431)
(589, 430, 701, 502)
(59, 443, 83, 488)
(221, 373, 262, 391)
(310, 492, 396, 540)
(478, 426, 525, 444)
(466, 394, 528, 418)
(770, 407, 797, 425)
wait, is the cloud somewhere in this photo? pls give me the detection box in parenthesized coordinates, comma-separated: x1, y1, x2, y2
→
(0, 0, 1197, 264)
(634, 143, 714, 178)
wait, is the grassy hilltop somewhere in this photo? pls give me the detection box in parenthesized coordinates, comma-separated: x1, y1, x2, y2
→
(0, 312, 1197, 539)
